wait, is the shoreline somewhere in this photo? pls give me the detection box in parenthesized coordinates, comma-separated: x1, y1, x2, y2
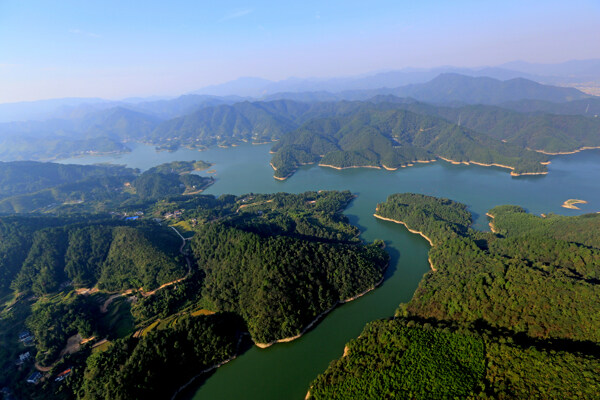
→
(437, 156, 548, 176)
(382, 159, 437, 171)
(271, 154, 549, 180)
(373, 214, 434, 247)
(486, 213, 499, 233)
(254, 275, 385, 349)
(439, 157, 513, 171)
(303, 214, 437, 400)
(171, 334, 247, 400)
(510, 171, 548, 177)
(49, 149, 130, 163)
(270, 162, 293, 181)
(532, 146, 600, 155)
(373, 214, 437, 271)
(318, 163, 381, 170)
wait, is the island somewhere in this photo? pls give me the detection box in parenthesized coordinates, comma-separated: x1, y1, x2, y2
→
(561, 198, 588, 209)
(307, 194, 600, 399)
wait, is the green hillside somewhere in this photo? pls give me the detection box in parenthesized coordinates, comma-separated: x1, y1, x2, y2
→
(270, 109, 549, 179)
(309, 193, 600, 399)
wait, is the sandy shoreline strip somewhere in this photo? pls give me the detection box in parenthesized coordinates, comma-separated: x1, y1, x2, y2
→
(437, 157, 548, 176)
(510, 171, 548, 176)
(373, 214, 434, 247)
(532, 146, 600, 156)
(270, 162, 293, 181)
(318, 163, 382, 170)
(382, 159, 437, 171)
(373, 214, 437, 272)
(485, 213, 499, 233)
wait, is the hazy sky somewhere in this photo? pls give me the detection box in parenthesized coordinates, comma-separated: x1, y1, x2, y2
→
(1, 0, 599, 103)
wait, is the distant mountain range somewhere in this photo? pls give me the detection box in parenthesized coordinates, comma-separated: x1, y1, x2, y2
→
(191, 59, 600, 98)
(0, 95, 245, 124)
(0, 72, 598, 166)
(330, 73, 590, 104)
(2, 59, 598, 123)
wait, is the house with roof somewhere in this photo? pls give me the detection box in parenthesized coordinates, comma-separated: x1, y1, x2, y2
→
(27, 372, 42, 384)
(55, 368, 72, 382)
(16, 352, 31, 365)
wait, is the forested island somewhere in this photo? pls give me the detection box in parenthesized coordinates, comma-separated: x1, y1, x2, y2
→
(0, 190, 387, 399)
(308, 193, 600, 399)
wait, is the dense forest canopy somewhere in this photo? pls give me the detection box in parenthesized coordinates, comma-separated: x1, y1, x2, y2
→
(0, 161, 135, 200)
(309, 193, 600, 399)
(386, 101, 600, 153)
(0, 160, 214, 214)
(270, 108, 548, 179)
(189, 191, 388, 343)
(1, 217, 184, 296)
(1, 190, 389, 399)
(0, 75, 598, 399)
(309, 317, 600, 399)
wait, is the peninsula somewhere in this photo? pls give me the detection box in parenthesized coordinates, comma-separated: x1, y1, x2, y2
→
(308, 194, 600, 399)
(270, 108, 548, 180)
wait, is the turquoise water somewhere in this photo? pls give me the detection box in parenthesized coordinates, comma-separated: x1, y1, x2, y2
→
(58, 143, 600, 399)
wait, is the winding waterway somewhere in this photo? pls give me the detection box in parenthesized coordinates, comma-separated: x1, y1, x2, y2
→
(58, 143, 600, 399)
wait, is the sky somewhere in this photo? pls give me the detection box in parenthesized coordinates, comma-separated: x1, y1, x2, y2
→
(0, 0, 599, 103)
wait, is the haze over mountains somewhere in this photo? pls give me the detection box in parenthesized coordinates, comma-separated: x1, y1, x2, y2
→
(1, 59, 598, 123)
(192, 59, 600, 98)
(0, 62, 598, 175)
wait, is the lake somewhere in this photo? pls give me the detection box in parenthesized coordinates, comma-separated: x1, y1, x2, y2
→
(58, 143, 600, 399)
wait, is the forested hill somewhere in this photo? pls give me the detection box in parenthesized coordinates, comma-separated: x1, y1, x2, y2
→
(0, 107, 159, 161)
(269, 108, 549, 179)
(2, 88, 597, 162)
(1, 191, 388, 399)
(147, 99, 404, 149)
(76, 107, 161, 141)
(150, 101, 298, 148)
(380, 100, 600, 154)
(188, 191, 389, 343)
(487, 204, 600, 248)
(374, 193, 472, 245)
(0, 216, 184, 296)
(0, 160, 214, 213)
(310, 194, 600, 399)
(0, 161, 135, 199)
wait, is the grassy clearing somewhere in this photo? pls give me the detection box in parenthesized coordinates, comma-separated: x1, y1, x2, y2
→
(101, 297, 134, 339)
(172, 220, 194, 237)
(190, 308, 215, 317)
(91, 340, 112, 354)
(139, 320, 161, 337)
(140, 308, 215, 337)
